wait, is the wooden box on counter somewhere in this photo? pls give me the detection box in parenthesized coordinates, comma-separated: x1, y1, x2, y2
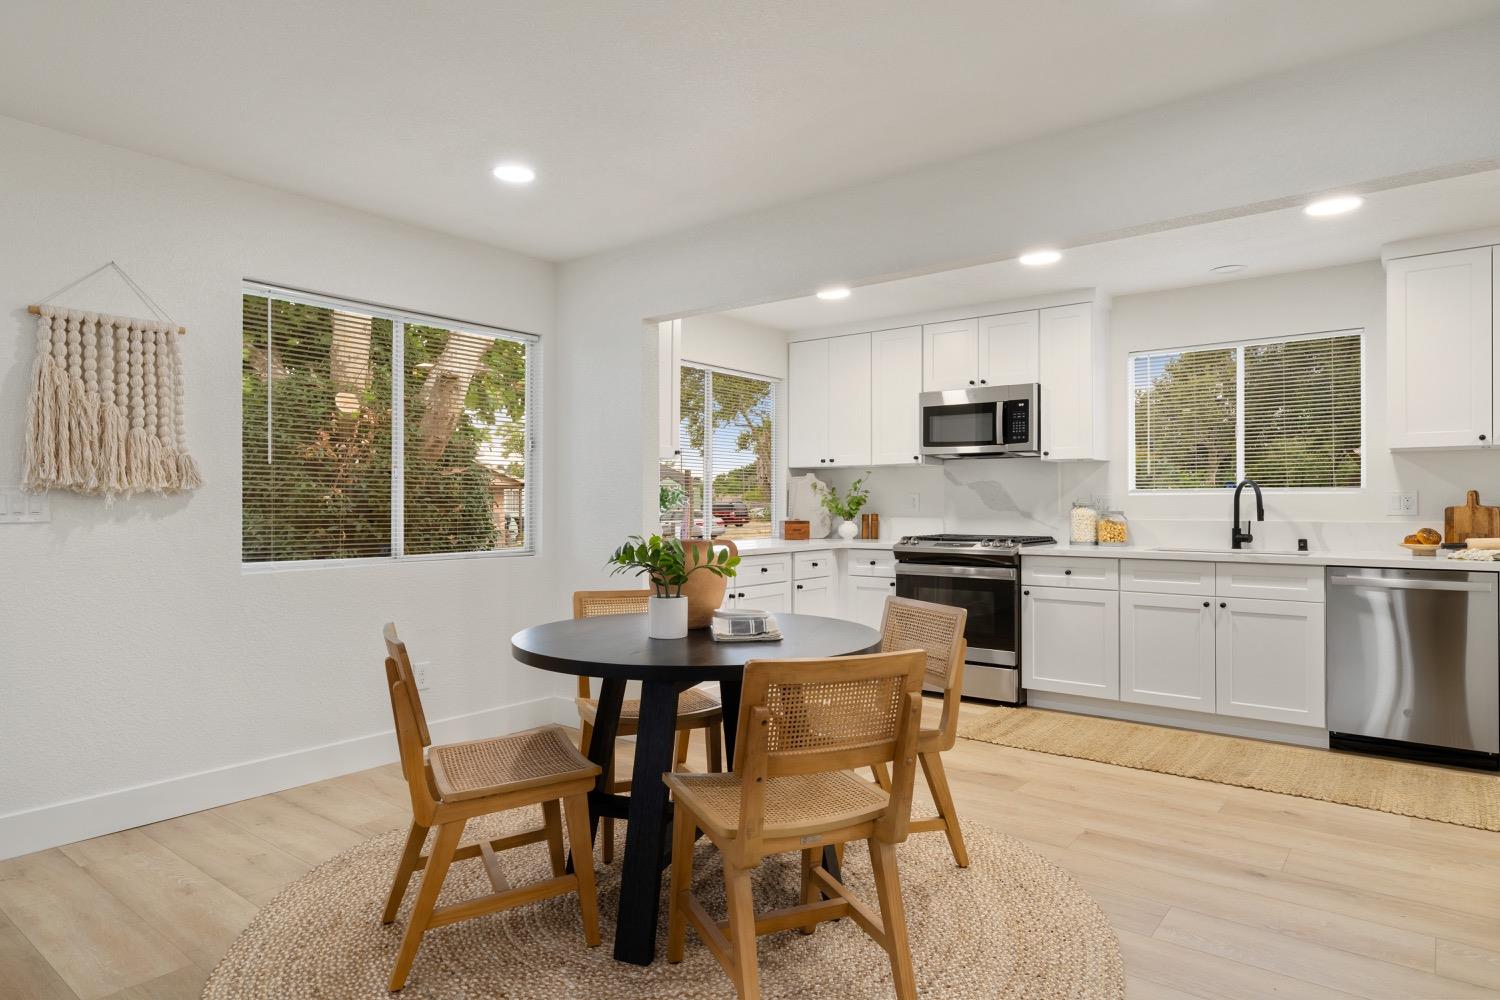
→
(781, 520, 810, 540)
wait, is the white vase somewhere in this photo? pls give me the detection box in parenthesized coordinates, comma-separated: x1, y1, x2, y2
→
(648, 595, 689, 639)
(837, 519, 859, 540)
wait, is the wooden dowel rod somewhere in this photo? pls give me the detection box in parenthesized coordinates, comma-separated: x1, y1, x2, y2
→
(26, 304, 186, 335)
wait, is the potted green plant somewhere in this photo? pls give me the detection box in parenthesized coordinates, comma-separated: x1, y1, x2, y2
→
(607, 534, 739, 638)
(813, 474, 871, 540)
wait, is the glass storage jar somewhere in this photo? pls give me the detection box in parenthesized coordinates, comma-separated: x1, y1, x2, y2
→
(1069, 500, 1098, 545)
(1096, 509, 1130, 546)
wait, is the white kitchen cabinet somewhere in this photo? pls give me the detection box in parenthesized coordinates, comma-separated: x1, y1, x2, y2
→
(870, 326, 923, 465)
(922, 318, 980, 391)
(978, 310, 1040, 386)
(1038, 302, 1107, 461)
(729, 581, 792, 615)
(847, 575, 896, 629)
(1021, 555, 1118, 590)
(792, 578, 835, 616)
(1119, 592, 1216, 711)
(1215, 598, 1326, 727)
(657, 320, 682, 460)
(788, 334, 870, 467)
(1022, 585, 1119, 699)
(1386, 246, 1493, 449)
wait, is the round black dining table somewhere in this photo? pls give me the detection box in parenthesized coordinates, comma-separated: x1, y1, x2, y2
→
(511, 612, 881, 966)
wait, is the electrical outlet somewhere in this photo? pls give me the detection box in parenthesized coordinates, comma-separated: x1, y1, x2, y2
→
(414, 661, 433, 691)
(904, 493, 921, 513)
(1385, 491, 1418, 516)
(0, 488, 49, 524)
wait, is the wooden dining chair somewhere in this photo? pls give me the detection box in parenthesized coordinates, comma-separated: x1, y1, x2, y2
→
(873, 596, 972, 867)
(666, 649, 926, 1000)
(572, 589, 725, 862)
(380, 624, 602, 992)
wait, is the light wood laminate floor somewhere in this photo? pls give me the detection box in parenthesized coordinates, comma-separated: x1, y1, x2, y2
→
(2, 700, 1498, 1000)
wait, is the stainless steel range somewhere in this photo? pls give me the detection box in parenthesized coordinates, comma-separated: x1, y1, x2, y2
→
(893, 533, 1055, 704)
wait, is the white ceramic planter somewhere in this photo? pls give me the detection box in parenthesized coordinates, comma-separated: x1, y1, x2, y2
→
(648, 595, 689, 639)
(837, 520, 859, 540)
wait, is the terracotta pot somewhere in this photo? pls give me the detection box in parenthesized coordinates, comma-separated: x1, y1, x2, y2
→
(680, 538, 739, 628)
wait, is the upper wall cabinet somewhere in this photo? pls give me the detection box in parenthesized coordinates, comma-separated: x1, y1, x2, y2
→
(1386, 245, 1494, 449)
(870, 327, 923, 465)
(657, 320, 682, 460)
(788, 333, 871, 468)
(1038, 303, 1108, 461)
(922, 311, 1040, 391)
(922, 318, 979, 390)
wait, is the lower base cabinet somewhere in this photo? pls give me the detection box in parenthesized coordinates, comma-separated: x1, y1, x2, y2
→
(1022, 586, 1120, 699)
(1119, 592, 1216, 711)
(847, 575, 897, 629)
(792, 578, 834, 616)
(1216, 598, 1326, 727)
(729, 581, 791, 614)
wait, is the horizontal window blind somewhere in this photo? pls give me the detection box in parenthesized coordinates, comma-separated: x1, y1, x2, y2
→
(1129, 331, 1363, 492)
(242, 289, 535, 564)
(1130, 347, 1237, 490)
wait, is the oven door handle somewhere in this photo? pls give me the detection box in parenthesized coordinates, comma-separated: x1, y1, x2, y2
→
(895, 563, 1017, 581)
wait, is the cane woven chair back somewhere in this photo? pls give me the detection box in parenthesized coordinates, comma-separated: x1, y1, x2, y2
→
(571, 589, 650, 698)
(879, 597, 968, 748)
(383, 623, 431, 748)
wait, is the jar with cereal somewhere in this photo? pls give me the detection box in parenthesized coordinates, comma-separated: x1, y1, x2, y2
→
(1069, 500, 1098, 545)
(1096, 510, 1130, 546)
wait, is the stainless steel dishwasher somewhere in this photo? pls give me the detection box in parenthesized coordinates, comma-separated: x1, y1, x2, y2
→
(1327, 566, 1498, 770)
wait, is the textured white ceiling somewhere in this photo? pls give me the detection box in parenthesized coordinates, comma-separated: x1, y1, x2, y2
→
(727, 169, 1500, 333)
(0, 1, 1494, 260)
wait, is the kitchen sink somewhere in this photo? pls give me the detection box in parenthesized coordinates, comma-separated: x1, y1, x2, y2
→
(1150, 546, 1311, 556)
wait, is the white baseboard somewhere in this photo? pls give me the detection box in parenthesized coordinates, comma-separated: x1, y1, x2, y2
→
(0, 695, 576, 861)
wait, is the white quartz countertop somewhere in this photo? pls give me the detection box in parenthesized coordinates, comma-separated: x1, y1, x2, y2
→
(730, 537, 894, 556)
(1025, 542, 1500, 573)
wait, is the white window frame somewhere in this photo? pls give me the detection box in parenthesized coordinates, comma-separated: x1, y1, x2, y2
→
(1127, 328, 1365, 495)
(678, 360, 783, 541)
(241, 281, 541, 571)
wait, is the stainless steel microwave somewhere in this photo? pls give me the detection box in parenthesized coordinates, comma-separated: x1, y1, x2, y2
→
(919, 383, 1041, 459)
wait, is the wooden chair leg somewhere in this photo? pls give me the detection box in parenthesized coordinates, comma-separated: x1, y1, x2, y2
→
(674, 728, 692, 770)
(920, 750, 969, 868)
(666, 804, 699, 962)
(562, 792, 602, 947)
(602, 817, 615, 865)
(870, 761, 892, 790)
(389, 820, 462, 992)
(798, 848, 822, 935)
(382, 821, 429, 924)
(707, 719, 724, 773)
(579, 720, 593, 755)
(542, 799, 567, 876)
(722, 861, 761, 1000)
(868, 838, 917, 1000)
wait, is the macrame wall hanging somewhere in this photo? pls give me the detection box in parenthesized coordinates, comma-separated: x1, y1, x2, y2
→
(24, 262, 202, 499)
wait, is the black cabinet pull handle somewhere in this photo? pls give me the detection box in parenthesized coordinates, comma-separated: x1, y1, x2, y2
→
(796, 584, 803, 590)
(760, 566, 768, 573)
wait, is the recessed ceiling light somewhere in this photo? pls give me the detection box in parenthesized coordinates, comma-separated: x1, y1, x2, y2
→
(1211, 264, 1248, 274)
(1019, 249, 1062, 266)
(1304, 195, 1362, 217)
(816, 286, 852, 301)
(491, 162, 536, 184)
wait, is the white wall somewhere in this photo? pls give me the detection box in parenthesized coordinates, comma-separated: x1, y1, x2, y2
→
(680, 313, 787, 379)
(0, 117, 568, 858)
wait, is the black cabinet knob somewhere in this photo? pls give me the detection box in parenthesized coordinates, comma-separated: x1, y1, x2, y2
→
(979, 379, 987, 384)
(760, 566, 768, 573)
(888, 581, 895, 587)
(1482, 434, 1489, 441)
(1203, 601, 1210, 608)
(796, 584, 803, 590)
(1023, 589, 1030, 596)
(811, 562, 819, 567)
(1042, 450, 1050, 457)
(1219, 602, 1227, 608)
(912, 455, 919, 461)
(1064, 569, 1072, 576)
(968, 379, 976, 385)
(869, 560, 877, 565)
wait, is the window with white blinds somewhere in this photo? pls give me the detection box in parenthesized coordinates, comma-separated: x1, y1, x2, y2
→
(1129, 331, 1362, 492)
(242, 287, 537, 565)
(661, 363, 779, 541)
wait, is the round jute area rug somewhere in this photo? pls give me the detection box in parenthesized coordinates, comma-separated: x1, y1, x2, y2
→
(204, 808, 1123, 1000)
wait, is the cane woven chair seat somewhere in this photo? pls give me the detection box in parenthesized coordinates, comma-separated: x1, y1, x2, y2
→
(667, 769, 890, 840)
(575, 685, 722, 729)
(428, 725, 599, 803)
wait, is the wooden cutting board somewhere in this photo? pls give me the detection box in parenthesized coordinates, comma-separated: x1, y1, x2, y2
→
(1444, 490, 1500, 544)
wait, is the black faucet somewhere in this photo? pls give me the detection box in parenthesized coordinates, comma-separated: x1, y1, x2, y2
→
(1231, 479, 1263, 549)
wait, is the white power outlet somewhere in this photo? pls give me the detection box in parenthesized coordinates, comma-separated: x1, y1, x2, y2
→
(414, 661, 433, 691)
(1385, 492, 1419, 516)
(0, 488, 50, 524)
(904, 493, 921, 513)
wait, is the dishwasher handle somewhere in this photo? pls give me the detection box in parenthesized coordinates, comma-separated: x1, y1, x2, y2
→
(1328, 574, 1495, 593)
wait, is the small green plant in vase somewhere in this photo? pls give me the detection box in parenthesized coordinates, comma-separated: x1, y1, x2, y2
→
(607, 534, 739, 638)
(813, 474, 871, 540)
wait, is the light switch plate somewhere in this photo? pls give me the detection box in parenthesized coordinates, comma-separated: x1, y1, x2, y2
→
(0, 487, 50, 523)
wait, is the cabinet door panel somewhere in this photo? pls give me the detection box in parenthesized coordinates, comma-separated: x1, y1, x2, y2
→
(1386, 247, 1493, 449)
(978, 311, 1039, 386)
(734, 581, 791, 614)
(787, 338, 830, 468)
(848, 576, 896, 629)
(922, 319, 980, 391)
(1022, 585, 1119, 698)
(1120, 592, 1215, 711)
(870, 326, 923, 465)
(1215, 598, 1325, 727)
(792, 579, 834, 617)
(827, 333, 871, 466)
(1038, 303, 1096, 461)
